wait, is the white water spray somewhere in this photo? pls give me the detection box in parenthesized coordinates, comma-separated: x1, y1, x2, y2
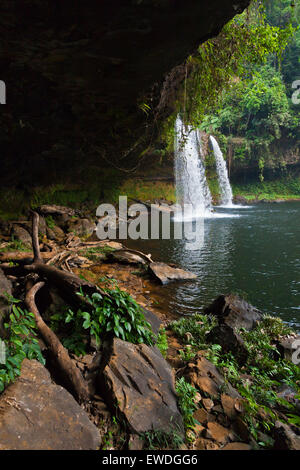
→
(174, 115, 212, 218)
(210, 135, 233, 206)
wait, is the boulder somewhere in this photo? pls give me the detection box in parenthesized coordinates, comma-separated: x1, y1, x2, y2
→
(11, 225, 32, 247)
(149, 262, 197, 285)
(0, 359, 101, 450)
(0, 268, 12, 338)
(204, 294, 262, 331)
(99, 338, 183, 435)
(46, 224, 65, 242)
(207, 324, 248, 363)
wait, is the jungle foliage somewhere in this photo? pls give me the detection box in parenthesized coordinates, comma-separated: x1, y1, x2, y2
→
(199, 0, 300, 180)
(160, 0, 299, 180)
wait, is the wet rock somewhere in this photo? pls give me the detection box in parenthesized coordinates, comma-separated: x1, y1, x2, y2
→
(204, 294, 262, 331)
(0, 268, 12, 338)
(11, 225, 32, 247)
(0, 359, 101, 450)
(149, 262, 197, 285)
(273, 421, 300, 450)
(99, 338, 183, 435)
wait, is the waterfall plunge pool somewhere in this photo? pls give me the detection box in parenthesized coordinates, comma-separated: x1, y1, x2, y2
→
(126, 201, 300, 327)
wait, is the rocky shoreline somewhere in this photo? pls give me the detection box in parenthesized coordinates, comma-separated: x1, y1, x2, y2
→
(0, 205, 299, 450)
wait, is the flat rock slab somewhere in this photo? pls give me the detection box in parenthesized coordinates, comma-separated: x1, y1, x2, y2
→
(0, 359, 101, 450)
(101, 338, 183, 434)
(149, 262, 197, 285)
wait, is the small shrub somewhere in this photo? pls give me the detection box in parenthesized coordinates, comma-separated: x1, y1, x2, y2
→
(45, 215, 56, 229)
(156, 328, 168, 358)
(175, 377, 198, 430)
(169, 313, 217, 348)
(0, 295, 45, 393)
(51, 279, 154, 355)
(140, 428, 183, 450)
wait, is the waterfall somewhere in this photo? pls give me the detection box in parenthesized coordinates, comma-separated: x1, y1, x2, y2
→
(210, 135, 233, 206)
(174, 115, 212, 218)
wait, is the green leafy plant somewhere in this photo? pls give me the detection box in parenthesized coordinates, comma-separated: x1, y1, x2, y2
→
(169, 313, 217, 349)
(51, 279, 154, 355)
(2, 237, 28, 253)
(175, 377, 198, 431)
(45, 215, 56, 229)
(0, 295, 45, 393)
(140, 428, 183, 450)
(179, 345, 196, 362)
(156, 328, 168, 358)
(80, 245, 116, 261)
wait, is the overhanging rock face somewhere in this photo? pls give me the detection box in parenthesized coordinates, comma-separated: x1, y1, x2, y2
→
(1, 0, 250, 185)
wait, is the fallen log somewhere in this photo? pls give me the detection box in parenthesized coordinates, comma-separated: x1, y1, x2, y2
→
(25, 281, 90, 403)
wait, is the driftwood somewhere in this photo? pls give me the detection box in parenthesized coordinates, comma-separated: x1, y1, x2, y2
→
(25, 281, 90, 403)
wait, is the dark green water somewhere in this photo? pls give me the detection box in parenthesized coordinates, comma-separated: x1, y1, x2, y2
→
(127, 202, 300, 326)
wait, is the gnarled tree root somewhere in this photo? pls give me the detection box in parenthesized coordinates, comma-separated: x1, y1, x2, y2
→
(25, 281, 90, 404)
